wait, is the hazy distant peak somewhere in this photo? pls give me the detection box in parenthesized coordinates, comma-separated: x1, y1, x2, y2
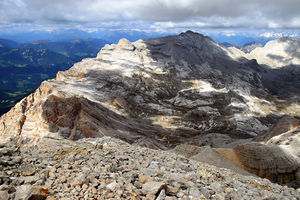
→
(246, 36, 300, 67)
(241, 42, 263, 53)
(28, 40, 52, 44)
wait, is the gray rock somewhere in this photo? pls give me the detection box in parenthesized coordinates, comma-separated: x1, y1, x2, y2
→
(15, 185, 49, 200)
(23, 175, 40, 184)
(189, 187, 202, 198)
(15, 185, 33, 200)
(20, 165, 36, 176)
(142, 181, 166, 195)
(70, 173, 88, 186)
(0, 191, 9, 200)
(156, 189, 166, 200)
(0, 147, 13, 156)
(210, 182, 223, 193)
(11, 156, 22, 164)
(0, 185, 8, 191)
(106, 182, 118, 191)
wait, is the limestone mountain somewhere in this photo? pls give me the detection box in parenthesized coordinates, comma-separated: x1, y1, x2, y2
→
(241, 42, 263, 53)
(0, 31, 300, 187)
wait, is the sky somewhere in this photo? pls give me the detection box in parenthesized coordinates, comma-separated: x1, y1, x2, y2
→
(1, 0, 300, 41)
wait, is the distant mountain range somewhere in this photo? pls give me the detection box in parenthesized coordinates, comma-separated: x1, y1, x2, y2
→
(221, 41, 263, 53)
(0, 38, 109, 115)
(0, 29, 166, 43)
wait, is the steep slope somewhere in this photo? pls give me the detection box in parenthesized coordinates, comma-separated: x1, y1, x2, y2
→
(0, 31, 300, 186)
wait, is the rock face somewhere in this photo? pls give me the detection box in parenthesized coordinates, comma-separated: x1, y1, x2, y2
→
(216, 143, 300, 188)
(0, 31, 300, 187)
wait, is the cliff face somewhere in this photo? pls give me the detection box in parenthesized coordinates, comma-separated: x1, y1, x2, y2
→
(0, 31, 300, 187)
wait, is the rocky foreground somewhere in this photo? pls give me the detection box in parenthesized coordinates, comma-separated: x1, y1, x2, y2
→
(1, 137, 300, 200)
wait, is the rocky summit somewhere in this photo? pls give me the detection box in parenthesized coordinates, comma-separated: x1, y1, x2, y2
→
(0, 136, 300, 200)
(0, 31, 300, 198)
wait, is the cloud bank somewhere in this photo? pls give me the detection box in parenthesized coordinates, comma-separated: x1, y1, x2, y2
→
(1, 0, 300, 30)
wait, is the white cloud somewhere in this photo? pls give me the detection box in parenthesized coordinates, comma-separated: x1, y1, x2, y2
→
(0, 0, 300, 29)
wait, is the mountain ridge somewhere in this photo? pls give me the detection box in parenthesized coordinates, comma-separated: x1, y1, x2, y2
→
(0, 31, 300, 188)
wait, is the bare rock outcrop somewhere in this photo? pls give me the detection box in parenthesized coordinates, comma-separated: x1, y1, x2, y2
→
(215, 143, 300, 188)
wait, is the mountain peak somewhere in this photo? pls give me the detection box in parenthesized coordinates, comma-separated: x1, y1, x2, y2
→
(0, 32, 300, 188)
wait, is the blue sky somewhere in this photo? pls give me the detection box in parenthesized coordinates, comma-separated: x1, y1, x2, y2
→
(1, 0, 300, 43)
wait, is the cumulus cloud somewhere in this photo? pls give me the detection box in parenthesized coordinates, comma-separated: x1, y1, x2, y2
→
(0, 0, 300, 29)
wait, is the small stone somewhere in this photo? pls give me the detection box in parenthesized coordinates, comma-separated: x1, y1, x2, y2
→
(46, 196, 56, 200)
(70, 173, 88, 186)
(70, 180, 80, 186)
(145, 194, 156, 200)
(0, 148, 13, 156)
(189, 187, 201, 198)
(166, 185, 179, 195)
(82, 184, 88, 190)
(106, 182, 118, 191)
(8, 185, 16, 193)
(6, 171, 13, 175)
(63, 164, 71, 169)
(225, 187, 233, 193)
(23, 175, 40, 184)
(142, 181, 166, 195)
(29, 186, 49, 200)
(107, 193, 115, 198)
(53, 164, 60, 168)
(15, 185, 49, 200)
(12, 156, 22, 164)
(156, 189, 166, 200)
(75, 185, 81, 192)
(59, 176, 67, 183)
(91, 187, 97, 194)
(210, 182, 223, 193)
(48, 172, 56, 178)
(200, 187, 210, 199)
(20, 165, 36, 176)
(15, 185, 32, 200)
(214, 194, 225, 200)
(0, 191, 9, 200)
(164, 197, 176, 200)
(139, 175, 154, 183)
(0, 185, 8, 191)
